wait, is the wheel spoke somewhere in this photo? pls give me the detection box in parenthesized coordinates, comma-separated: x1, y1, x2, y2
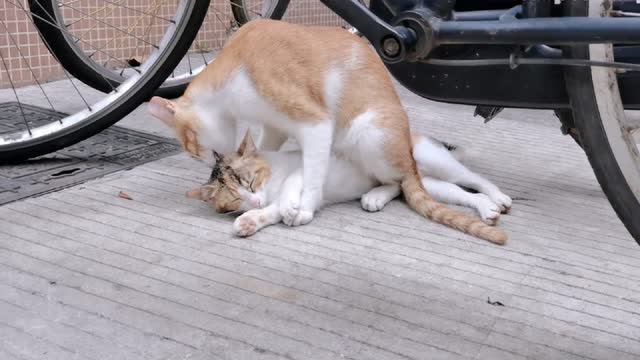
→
(58, 2, 160, 49)
(186, 50, 193, 75)
(197, 10, 211, 66)
(136, 0, 165, 63)
(0, 48, 31, 135)
(214, 5, 236, 23)
(9, 0, 95, 108)
(96, 0, 174, 23)
(20, 0, 141, 79)
(92, 6, 153, 65)
(62, 1, 119, 28)
(230, 1, 263, 17)
(210, 6, 239, 32)
(0, 19, 57, 116)
(104, 1, 160, 69)
(66, 0, 125, 41)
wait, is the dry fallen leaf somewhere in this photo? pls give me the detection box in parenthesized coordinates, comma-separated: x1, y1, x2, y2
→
(118, 191, 133, 200)
(126, 58, 141, 67)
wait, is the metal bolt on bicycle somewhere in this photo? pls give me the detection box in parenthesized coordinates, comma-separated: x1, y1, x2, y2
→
(317, 0, 640, 244)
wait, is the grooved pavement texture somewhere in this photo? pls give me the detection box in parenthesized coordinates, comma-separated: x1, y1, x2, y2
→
(1, 85, 639, 360)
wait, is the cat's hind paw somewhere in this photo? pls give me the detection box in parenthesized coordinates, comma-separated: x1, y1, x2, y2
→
(361, 185, 400, 212)
(475, 194, 502, 225)
(233, 214, 258, 237)
(361, 193, 388, 212)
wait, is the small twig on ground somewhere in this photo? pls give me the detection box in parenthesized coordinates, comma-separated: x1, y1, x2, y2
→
(118, 191, 133, 200)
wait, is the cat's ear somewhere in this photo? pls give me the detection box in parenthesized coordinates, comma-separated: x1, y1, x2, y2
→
(212, 150, 224, 164)
(148, 96, 177, 128)
(185, 187, 203, 200)
(237, 130, 257, 156)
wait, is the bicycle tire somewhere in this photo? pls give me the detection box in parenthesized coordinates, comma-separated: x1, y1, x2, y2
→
(231, 0, 291, 25)
(1, 0, 211, 161)
(29, 0, 290, 99)
(564, 0, 640, 244)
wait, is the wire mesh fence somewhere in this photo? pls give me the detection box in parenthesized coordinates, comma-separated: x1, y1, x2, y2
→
(0, 0, 346, 88)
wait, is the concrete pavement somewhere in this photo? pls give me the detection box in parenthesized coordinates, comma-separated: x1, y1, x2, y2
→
(1, 82, 639, 360)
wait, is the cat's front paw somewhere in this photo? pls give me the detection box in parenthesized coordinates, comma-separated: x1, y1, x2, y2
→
(281, 205, 314, 226)
(475, 194, 501, 225)
(233, 214, 258, 237)
(280, 190, 316, 226)
(489, 192, 512, 214)
(280, 195, 301, 226)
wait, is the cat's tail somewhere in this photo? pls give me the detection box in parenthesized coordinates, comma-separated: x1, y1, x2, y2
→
(401, 172, 508, 245)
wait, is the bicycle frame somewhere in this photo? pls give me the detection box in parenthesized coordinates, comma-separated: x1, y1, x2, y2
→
(319, 0, 640, 109)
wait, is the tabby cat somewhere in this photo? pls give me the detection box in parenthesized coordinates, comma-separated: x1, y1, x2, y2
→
(187, 131, 511, 244)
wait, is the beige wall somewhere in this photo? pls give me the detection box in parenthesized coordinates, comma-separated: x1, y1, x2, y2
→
(0, 0, 346, 88)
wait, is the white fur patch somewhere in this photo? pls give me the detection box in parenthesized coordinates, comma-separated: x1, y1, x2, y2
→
(335, 110, 400, 183)
(412, 135, 459, 180)
(194, 106, 237, 153)
(324, 44, 360, 117)
(226, 69, 301, 134)
(324, 68, 343, 117)
(185, 86, 237, 166)
(188, 68, 312, 164)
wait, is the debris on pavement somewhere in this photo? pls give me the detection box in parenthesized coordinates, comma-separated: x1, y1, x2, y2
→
(118, 191, 133, 200)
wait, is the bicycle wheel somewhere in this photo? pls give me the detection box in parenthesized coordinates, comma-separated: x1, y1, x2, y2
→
(29, 0, 291, 99)
(564, 0, 640, 244)
(231, 0, 290, 25)
(0, 0, 210, 161)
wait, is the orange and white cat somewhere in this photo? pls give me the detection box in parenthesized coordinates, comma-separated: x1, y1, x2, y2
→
(149, 19, 511, 243)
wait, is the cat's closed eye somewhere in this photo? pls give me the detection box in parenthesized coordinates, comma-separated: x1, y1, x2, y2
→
(234, 175, 256, 193)
(247, 177, 257, 192)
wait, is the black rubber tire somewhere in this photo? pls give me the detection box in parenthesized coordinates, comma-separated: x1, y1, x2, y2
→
(563, 0, 640, 244)
(230, 0, 291, 25)
(1, 0, 211, 162)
